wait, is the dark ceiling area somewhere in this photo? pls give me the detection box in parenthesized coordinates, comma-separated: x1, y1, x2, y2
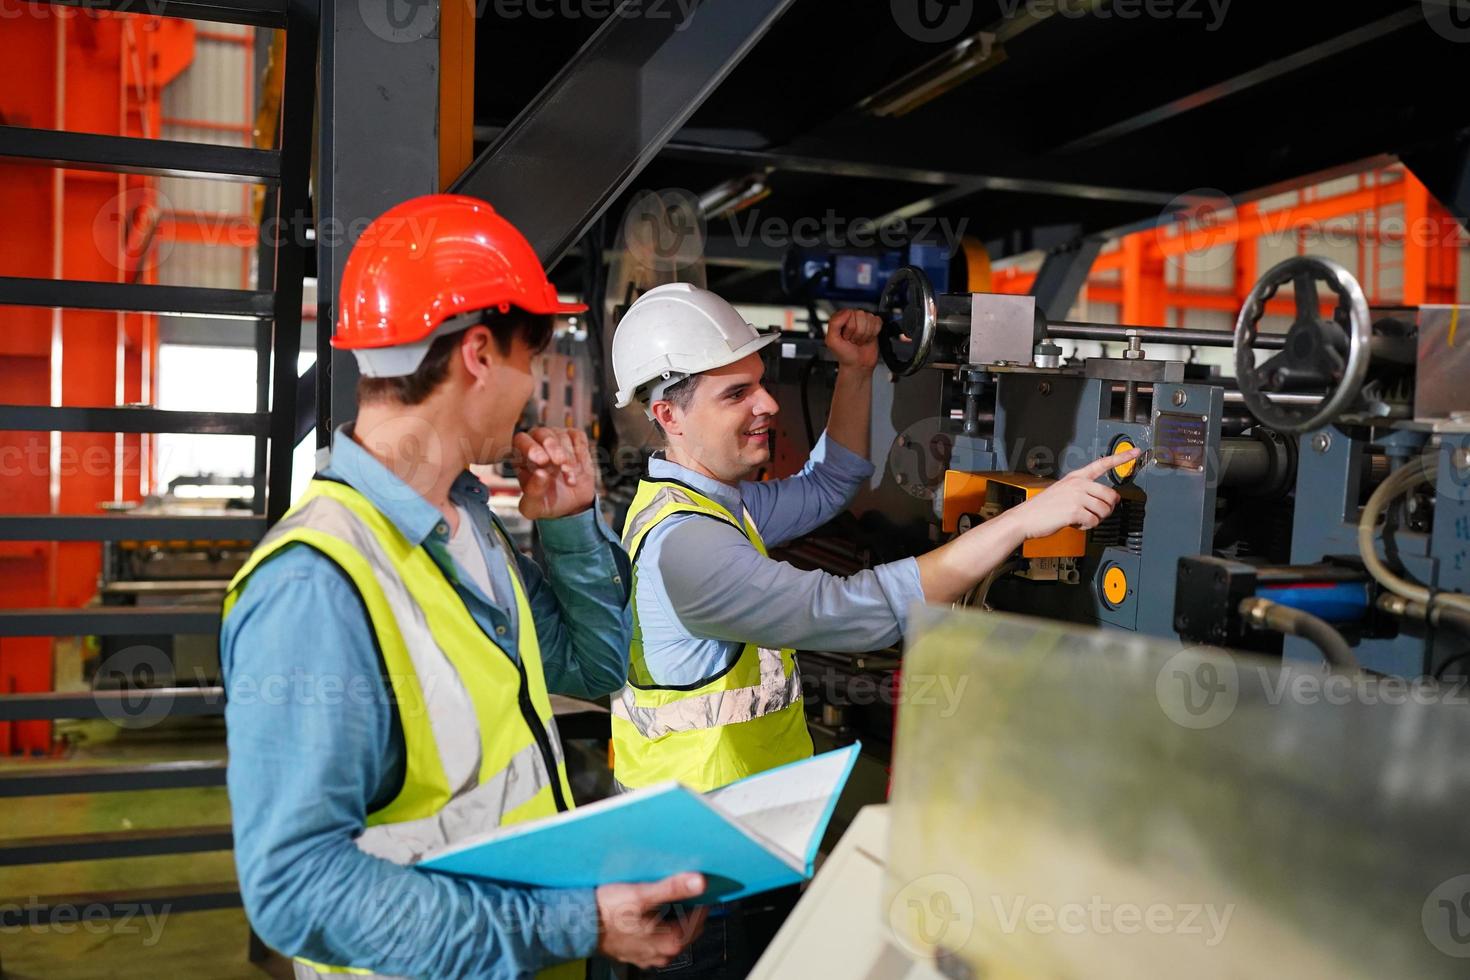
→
(473, 0, 1470, 302)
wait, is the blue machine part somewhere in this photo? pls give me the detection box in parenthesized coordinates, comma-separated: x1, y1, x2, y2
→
(1256, 582, 1370, 624)
(781, 245, 952, 304)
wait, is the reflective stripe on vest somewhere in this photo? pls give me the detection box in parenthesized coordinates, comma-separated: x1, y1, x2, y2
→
(224, 480, 582, 980)
(611, 479, 812, 792)
(610, 645, 800, 740)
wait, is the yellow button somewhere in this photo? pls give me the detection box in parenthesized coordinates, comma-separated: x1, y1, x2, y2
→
(1102, 564, 1128, 606)
(1110, 437, 1138, 482)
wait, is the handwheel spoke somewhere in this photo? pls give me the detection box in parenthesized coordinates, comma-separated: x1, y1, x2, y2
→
(1292, 271, 1321, 323)
(1256, 350, 1293, 390)
(1319, 341, 1346, 380)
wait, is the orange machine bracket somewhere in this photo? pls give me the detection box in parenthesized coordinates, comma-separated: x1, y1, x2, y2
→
(940, 470, 1087, 559)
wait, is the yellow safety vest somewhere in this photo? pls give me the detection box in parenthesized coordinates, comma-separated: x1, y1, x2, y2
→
(223, 479, 584, 980)
(611, 479, 813, 793)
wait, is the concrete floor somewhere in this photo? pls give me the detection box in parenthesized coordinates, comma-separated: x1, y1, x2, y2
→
(0, 718, 289, 979)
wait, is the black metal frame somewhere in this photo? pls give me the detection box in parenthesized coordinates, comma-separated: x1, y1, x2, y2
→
(0, 405, 267, 436)
(0, 761, 228, 798)
(0, 0, 321, 935)
(0, 276, 273, 317)
(34, 0, 286, 28)
(0, 826, 233, 866)
(0, 688, 225, 722)
(0, 124, 281, 183)
(0, 608, 222, 637)
(0, 514, 265, 540)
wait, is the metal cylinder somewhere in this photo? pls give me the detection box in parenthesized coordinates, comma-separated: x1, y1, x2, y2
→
(1218, 431, 1295, 495)
(936, 295, 973, 336)
(1219, 438, 1272, 487)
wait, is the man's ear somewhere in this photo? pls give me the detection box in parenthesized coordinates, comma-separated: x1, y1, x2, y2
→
(650, 399, 680, 436)
(459, 325, 497, 384)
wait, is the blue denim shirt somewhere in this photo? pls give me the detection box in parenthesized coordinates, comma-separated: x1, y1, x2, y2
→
(221, 425, 630, 977)
(634, 432, 924, 686)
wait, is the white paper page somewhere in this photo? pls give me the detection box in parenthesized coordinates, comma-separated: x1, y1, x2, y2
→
(703, 749, 854, 866)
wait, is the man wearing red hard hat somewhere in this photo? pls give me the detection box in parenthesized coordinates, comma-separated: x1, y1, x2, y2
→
(220, 194, 706, 978)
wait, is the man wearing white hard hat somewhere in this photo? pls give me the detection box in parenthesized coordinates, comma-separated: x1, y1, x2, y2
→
(607, 281, 1136, 974)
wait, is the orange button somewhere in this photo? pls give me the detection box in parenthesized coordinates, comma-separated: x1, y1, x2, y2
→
(1109, 437, 1138, 483)
(1102, 564, 1128, 606)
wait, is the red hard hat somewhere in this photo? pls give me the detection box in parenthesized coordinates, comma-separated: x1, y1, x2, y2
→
(334, 194, 586, 377)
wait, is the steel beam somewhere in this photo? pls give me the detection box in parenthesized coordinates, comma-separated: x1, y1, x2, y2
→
(262, 0, 319, 523)
(1029, 237, 1106, 321)
(0, 514, 264, 541)
(0, 608, 221, 637)
(33, 0, 285, 27)
(0, 760, 227, 797)
(315, 0, 441, 435)
(0, 826, 234, 866)
(0, 405, 266, 436)
(453, 0, 796, 268)
(0, 276, 273, 318)
(471, 126, 1185, 208)
(1403, 130, 1470, 231)
(0, 688, 226, 722)
(0, 125, 280, 183)
(0, 884, 241, 925)
(655, 141, 1184, 207)
(1057, 9, 1423, 154)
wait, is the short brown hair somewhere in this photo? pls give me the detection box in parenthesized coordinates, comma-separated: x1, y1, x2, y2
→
(650, 374, 701, 438)
(357, 309, 555, 406)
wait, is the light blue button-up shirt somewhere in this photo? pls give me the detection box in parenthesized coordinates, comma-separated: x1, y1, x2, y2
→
(220, 425, 630, 977)
(634, 431, 924, 686)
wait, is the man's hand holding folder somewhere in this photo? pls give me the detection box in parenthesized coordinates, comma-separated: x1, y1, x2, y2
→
(596, 873, 709, 969)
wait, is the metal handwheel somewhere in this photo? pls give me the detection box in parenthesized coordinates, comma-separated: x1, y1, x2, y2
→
(1233, 255, 1372, 434)
(879, 266, 939, 377)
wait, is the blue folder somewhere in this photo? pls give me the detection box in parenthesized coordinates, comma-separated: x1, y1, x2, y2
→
(419, 743, 861, 904)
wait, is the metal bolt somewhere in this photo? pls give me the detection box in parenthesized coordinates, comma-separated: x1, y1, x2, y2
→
(1122, 330, 1145, 360)
(1454, 446, 1470, 473)
(1038, 381, 1052, 395)
(1311, 432, 1332, 454)
(1171, 390, 1187, 407)
(895, 473, 906, 485)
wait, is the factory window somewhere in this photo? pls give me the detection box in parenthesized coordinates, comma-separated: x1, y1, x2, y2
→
(155, 345, 317, 506)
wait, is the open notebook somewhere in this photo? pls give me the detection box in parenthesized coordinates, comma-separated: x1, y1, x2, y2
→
(418, 743, 861, 903)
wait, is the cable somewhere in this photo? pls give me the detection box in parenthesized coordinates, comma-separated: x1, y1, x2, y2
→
(1436, 606, 1470, 640)
(799, 354, 821, 451)
(1358, 456, 1470, 617)
(957, 560, 1023, 611)
(1239, 596, 1361, 672)
(1432, 648, 1470, 681)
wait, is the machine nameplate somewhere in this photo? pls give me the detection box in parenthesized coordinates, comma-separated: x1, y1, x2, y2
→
(1153, 412, 1208, 471)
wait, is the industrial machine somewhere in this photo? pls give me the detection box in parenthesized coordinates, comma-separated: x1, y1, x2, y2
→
(762, 254, 1470, 738)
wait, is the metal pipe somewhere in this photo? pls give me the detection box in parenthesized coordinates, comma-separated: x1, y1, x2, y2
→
(1118, 384, 1326, 407)
(1240, 596, 1361, 672)
(1047, 321, 1271, 348)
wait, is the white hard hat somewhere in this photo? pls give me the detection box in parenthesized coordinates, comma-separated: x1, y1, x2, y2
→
(612, 282, 779, 413)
